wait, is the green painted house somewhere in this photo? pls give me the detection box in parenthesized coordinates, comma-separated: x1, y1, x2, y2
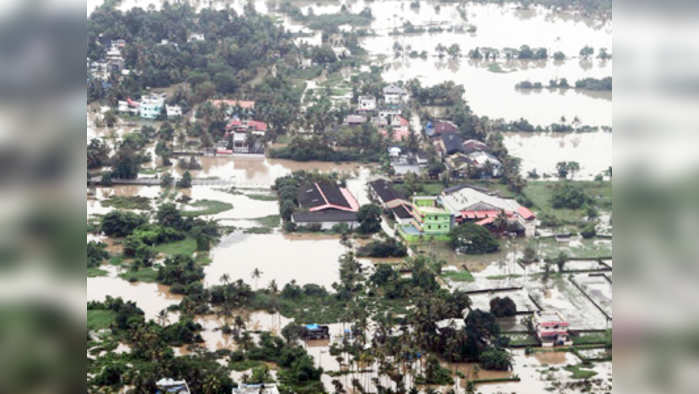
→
(397, 196, 454, 242)
(412, 196, 453, 235)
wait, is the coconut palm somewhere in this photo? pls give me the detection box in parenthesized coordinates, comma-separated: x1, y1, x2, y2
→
(251, 268, 262, 289)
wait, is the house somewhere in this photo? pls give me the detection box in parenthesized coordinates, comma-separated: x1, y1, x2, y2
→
(344, 114, 367, 125)
(435, 132, 464, 156)
(105, 45, 124, 73)
(383, 84, 408, 104)
(166, 105, 183, 118)
(117, 100, 139, 115)
(533, 311, 572, 346)
(358, 95, 377, 111)
(396, 196, 454, 241)
(426, 120, 458, 137)
(388, 146, 402, 158)
(440, 184, 536, 236)
(390, 203, 416, 225)
(139, 95, 165, 119)
(380, 124, 410, 142)
(225, 119, 267, 136)
(369, 179, 409, 209)
(300, 324, 330, 340)
(411, 196, 454, 236)
(377, 105, 402, 120)
(156, 378, 190, 394)
(231, 384, 279, 394)
(291, 182, 360, 229)
(465, 151, 502, 177)
(462, 139, 488, 154)
(187, 32, 205, 42)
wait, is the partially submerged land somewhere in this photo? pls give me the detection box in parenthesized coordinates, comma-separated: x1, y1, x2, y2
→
(87, 0, 612, 393)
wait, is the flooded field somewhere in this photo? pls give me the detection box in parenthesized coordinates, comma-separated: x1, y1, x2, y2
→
(87, 275, 182, 320)
(87, 1, 612, 392)
(503, 130, 612, 179)
(205, 232, 349, 288)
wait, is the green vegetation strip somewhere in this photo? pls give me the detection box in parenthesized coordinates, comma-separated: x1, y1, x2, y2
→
(154, 237, 197, 256)
(181, 200, 233, 217)
(441, 270, 475, 282)
(87, 309, 116, 331)
(88, 267, 109, 277)
(563, 364, 597, 379)
(119, 267, 159, 283)
(102, 196, 151, 210)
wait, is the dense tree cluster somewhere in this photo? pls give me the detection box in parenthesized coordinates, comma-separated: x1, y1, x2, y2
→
(448, 222, 500, 254)
(551, 182, 591, 209)
(356, 238, 408, 258)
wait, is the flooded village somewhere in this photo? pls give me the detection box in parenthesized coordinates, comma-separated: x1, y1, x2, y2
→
(87, 0, 612, 393)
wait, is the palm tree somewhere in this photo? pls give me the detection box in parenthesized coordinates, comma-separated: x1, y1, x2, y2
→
(157, 310, 168, 326)
(251, 268, 262, 289)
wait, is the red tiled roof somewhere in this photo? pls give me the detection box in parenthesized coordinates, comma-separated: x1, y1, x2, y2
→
(247, 120, 267, 132)
(396, 116, 409, 126)
(475, 217, 496, 225)
(540, 321, 569, 327)
(379, 126, 410, 141)
(518, 206, 536, 220)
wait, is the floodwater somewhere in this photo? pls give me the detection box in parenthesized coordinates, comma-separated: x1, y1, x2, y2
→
(358, 2, 611, 125)
(87, 275, 182, 320)
(192, 155, 367, 188)
(182, 186, 278, 220)
(503, 130, 612, 179)
(204, 232, 349, 288)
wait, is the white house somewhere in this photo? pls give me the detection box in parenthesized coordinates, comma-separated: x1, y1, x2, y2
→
(388, 146, 402, 158)
(187, 32, 205, 42)
(383, 84, 408, 104)
(139, 95, 165, 119)
(358, 95, 377, 111)
(117, 100, 139, 115)
(465, 151, 503, 176)
(166, 104, 183, 118)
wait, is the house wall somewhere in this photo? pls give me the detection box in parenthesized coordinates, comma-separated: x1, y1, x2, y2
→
(418, 212, 452, 235)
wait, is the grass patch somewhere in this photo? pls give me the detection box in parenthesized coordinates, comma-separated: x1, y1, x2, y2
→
(155, 237, 197, 256)
(87, 309, 116, 331)
(506, 333, 540, 346)
(181, 199, 233, 217)
(109, 255, 125, 266)
(523, 180, 611, 226)
(102, 196, 151, 210)
(441, 270, 475, 282)
(563, 364, 597, 379)
(573, 330, 612, 346)
(88, 267, 109, 277)
(195, 252, 212, 266)
(253, 215, 281, 228)
(230, 359, 264, 371)
(119, 267, 158, 283)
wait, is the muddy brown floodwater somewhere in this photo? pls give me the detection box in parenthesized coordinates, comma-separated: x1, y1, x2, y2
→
(204, 232, 350, 289)
(87, 275, 182, 320)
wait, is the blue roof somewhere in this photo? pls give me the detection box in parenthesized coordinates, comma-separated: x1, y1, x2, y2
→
(305, 324, 320, 330)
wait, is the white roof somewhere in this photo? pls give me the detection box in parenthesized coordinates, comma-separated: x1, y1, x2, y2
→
(156, 378, 187, 387)
(441, 185, 520, 213)
(384, 84, 407, 95)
